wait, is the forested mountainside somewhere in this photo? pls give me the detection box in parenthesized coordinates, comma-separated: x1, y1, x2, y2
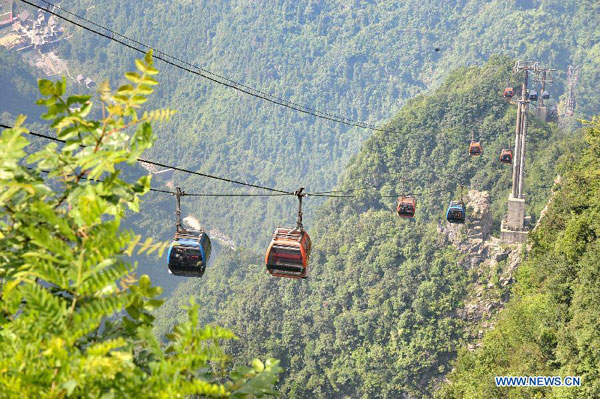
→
(436, 118, 600, 399)
(154, 57, 582, 398)
(1, 0, 599, 397)
(0, 48, 40, 120)
(24, 0, 599, 256)
(2, 0, 598, 293)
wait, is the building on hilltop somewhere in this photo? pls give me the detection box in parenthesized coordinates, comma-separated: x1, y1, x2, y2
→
(0, 0, 13, 25)
(0, 0, 15, 27)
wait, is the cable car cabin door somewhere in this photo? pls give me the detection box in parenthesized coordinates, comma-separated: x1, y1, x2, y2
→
(265, 228, 311, 279)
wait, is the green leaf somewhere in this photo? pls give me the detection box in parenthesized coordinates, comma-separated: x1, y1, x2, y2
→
(55, 76, 66, 96)
(144, 50, 153, 65)
(61, 379, 78, 395)
(251, 359, 265, 372)
(67, 95, 92, 107)
(131, 95, 148, 105)
(140, 76, 159, 86)
(137, 84, 154, 95)
(38, 79, 54, 96)
(14, 114, 27, 128)
(124, 72, 142, 84)
(134, 59, 148, 74)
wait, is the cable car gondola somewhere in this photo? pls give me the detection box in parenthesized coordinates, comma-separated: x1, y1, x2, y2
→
(469, 140, 482, 156)
(265, 188, 312, 279)
(499, 148, 513, 164)
(396, 196, 416, 218)
(503, 87, 514, 98)
(529, 90, 538, 101)
(167, 187, 212, 277)
(446, 200, 466, 224)
(542, 90, 550, 100)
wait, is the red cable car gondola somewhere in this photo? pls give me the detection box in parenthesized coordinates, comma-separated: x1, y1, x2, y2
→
(396, 196, 416, 218)
(265, 188, 312, 279)
(503, 87, 514, 98)
(499, 149, 513, 164)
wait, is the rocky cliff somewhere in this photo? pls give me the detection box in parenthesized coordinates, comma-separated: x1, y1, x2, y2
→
(438, 190, 522, 350)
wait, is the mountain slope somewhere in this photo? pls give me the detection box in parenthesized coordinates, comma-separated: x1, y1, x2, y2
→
(0, 48, 41, 122)
(436, 118, 600, 399)
(154, 57, 577, 398)
(23, 0, 600, 253)
(3, 1, 598, 294)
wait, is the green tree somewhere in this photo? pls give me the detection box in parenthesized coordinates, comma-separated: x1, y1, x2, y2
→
(0, 51, 282, 398)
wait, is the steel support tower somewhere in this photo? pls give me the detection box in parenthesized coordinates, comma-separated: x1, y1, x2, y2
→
(565, 65, 578, 117)
(501, 61, 551, 243)
(532, 65, 555, 122)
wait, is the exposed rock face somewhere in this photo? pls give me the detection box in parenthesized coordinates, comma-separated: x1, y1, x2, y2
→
(183, 216, 237, 249)
(208, 229, 236, 250)
(182, 216, 201, 231)
(438, 190, 522, 350)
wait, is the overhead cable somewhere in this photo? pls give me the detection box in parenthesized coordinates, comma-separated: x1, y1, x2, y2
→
(3, 124, 432, 200)
(31, 167, 291, 198)
(1, 123, 294, 195)
(18, 0, 385, 132)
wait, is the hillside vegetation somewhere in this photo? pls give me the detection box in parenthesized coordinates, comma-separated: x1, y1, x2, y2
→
(41, 0, 600, 253)
(437, 117, 600, 398)
(1, 1, 596, 294)
(154, 57, 580, 398)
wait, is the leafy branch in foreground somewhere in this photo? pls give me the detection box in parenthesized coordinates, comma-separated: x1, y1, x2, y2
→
(0, 51, 282, 398)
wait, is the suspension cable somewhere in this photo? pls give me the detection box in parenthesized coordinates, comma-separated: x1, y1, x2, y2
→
(1, 124, 294, 195)
(18, 0, 385, 132)
(4, 124, 449, 200)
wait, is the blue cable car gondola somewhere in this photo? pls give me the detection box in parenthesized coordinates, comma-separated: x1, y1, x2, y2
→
(167, 187, 212, 277)
(446, 200, 466, 224)
(167, 231, 211, 277)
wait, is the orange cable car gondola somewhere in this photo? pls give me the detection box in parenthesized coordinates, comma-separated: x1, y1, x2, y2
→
(503, 87, 514, 98)
(469, 140, 482, 156)
(396, 195, 416, 218)
(499, 148, 513, 164)
(265, 188, 312, 279)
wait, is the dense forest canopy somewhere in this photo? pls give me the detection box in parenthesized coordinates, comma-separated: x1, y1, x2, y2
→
(437, 117, 600, 399)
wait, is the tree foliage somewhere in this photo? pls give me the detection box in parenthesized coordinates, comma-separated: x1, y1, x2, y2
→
(0, 52, 282, 398)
